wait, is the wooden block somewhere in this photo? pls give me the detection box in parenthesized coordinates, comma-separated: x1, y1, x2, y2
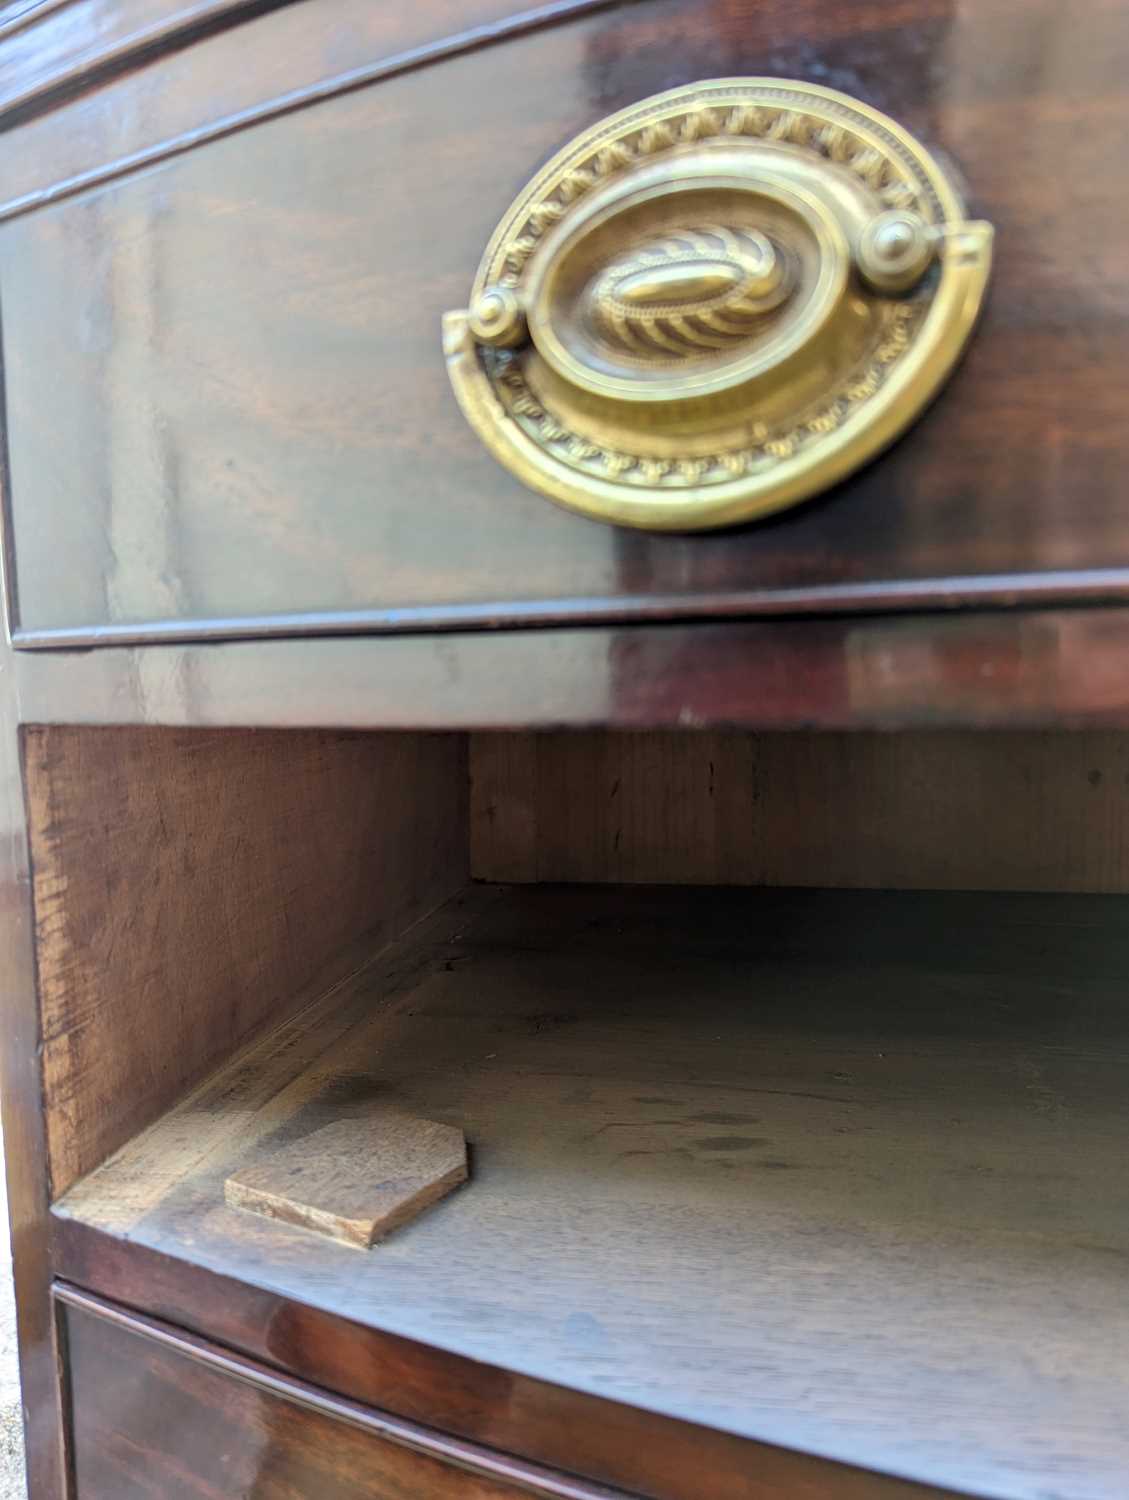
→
(225, 1114, 467, 1249)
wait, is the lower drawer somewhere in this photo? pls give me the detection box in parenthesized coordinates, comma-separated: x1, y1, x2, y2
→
(58, 1287, 621, 1500)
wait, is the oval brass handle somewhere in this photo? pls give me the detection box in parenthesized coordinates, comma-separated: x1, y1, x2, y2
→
(444, 79, 992, 532)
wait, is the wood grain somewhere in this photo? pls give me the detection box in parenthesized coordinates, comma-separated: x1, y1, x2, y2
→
(3, 0, 1129, 639)
(226, 1112, 468, 1248)
(59, 1287, 628, 1500)
(471, 729, 1129, 892)
(3, 2, 1129, 1494)
(56, 882, 1129, 1500)
(0, 626, 63, 1493)
(56, 1224, 921, 1500)
(24, 724, 468, 1197)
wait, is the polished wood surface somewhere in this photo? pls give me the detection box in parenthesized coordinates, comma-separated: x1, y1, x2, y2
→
(1, 2, 1128, 1495)
(59, 1287, 627, 1499)
(56, 1223, 873, 1500)
(0, 0, 290, 124)
(15, 608, 1129, 732)
(0, 0, 616, 211)
(57, 882, 1129, 1500)
(24, 724, 467, 1195)
(471, 729, 1129, 891)
(2, 0, 1128, 642)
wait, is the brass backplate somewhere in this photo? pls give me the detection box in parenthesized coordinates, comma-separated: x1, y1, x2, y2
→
(444, 79, 993, 532)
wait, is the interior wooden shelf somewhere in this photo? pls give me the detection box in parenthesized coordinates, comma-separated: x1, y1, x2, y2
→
(56, 882, 1129, 1500)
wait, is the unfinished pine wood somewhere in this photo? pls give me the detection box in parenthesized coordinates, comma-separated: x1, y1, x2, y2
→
(56, 882, 1129, 1500)
(25, 725, 468, 1197)
(226, 1112, 468, 1248)
(471, 730, 1129, 891)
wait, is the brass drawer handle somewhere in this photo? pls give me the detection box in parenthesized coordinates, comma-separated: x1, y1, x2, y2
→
(443, 79, 992, 532)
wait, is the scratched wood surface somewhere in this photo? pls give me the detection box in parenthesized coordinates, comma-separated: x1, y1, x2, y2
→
(57, 881, 1129, 1500)
(225, 1112, 469, 1248)
(3, 0, 1129, 639)
(24, 724, 468, 1197)
(471, 729, 1129, 891)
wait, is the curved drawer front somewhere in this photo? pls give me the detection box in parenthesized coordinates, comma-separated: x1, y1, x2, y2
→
(59, 1288, 627, 1500)
(1, 0, 1127, 644)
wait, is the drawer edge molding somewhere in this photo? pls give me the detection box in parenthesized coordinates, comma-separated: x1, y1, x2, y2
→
(53, 1223, 963, 1498)
(0, 0, 634, 222)
(17, 567, 1129, 651)
(0, 0, 72, 44)
(54, 1282, 634, 1500)
(0, 0, 301, 125)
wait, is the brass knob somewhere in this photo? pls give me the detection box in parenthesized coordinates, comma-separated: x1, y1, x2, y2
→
(444, 80, 993, 532)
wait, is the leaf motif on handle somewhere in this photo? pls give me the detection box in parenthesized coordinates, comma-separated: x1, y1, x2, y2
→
(587, 225, 792, 359)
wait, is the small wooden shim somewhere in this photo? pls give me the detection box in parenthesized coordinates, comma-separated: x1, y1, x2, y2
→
(225, 1113, 468, 1249)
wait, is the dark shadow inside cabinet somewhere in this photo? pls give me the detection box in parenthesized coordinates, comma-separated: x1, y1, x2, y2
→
(28, 725, 1129, 1500)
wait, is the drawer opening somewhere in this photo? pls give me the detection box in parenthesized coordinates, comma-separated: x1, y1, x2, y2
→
(29, 723, 1129, 1500)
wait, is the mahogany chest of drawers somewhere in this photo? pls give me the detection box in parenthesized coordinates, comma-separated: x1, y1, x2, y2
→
(3, 2, 1129, 1497)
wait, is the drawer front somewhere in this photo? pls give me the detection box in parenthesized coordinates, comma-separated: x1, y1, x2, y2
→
(3, 0, 1127, 645)
(60, 1288, 622, 1500)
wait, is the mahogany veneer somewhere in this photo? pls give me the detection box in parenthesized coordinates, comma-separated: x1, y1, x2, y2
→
(2, 2, 1128, 1497)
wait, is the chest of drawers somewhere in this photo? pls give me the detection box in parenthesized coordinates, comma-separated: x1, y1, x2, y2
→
(3, 3, 1129, 1497)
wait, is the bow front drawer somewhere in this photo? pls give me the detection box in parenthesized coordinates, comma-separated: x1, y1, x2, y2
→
(0, 0, 1124, 647)
(58, 1288, 627, 1500)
